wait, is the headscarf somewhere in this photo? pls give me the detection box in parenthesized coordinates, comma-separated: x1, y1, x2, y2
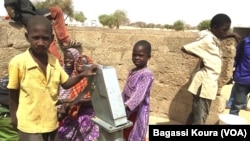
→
(67, 48, 80, 62)
(63, 48, 80, 76)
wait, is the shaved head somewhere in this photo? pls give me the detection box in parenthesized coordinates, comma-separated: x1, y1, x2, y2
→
(26, 15, 53, 33)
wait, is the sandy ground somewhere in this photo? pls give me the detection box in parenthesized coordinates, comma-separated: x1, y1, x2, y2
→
(220, 84, 250, 124)
(146, 84, 250, 141)
(147, 84, 250, 125)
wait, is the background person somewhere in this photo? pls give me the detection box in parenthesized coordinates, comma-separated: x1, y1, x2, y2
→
(229, 36, 250, 115)
(57, 48, 80, 123)
(182, 13, 240, 125)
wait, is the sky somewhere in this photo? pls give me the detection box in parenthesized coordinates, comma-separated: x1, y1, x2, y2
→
(1, 0, 250, 27)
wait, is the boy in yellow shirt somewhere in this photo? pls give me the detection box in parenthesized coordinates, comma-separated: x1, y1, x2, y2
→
(7, 15, 98, 141)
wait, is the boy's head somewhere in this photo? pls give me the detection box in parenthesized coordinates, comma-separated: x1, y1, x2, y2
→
(25, 15, 54, 55)
(132, 40, 151, 69)
(210, 13, 231, 40)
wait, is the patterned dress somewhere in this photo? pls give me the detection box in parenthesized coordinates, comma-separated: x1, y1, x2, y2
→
(122, 68, 154, 141)
(58, 104, 99, 141)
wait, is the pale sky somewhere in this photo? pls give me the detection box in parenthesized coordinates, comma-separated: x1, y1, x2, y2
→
(1, 0, 249, 27)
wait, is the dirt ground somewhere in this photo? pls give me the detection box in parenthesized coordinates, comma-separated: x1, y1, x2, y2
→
(220, 84, 250, 124)
(145, 84, 250, 140)
(148, 84, 250, 124)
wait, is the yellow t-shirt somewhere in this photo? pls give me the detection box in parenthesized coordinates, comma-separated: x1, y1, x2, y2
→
(7, 49, 69, 133)
(183, 30, 222, 100)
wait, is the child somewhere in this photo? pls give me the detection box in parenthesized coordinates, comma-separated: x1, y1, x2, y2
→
(7, 15, 98, 141)
(58, 55, 99, 141)
(57, 48, 80, 121)
(181, 13, 240, 125)
(122, 40, 154, 141)
(58, 48, 81, 102)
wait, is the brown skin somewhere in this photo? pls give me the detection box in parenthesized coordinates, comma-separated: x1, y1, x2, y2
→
(9, 23, 98, 130)
(63, 51, 75, 70)
(132, 45, 151, 71)
(211, 23, 241, 42)
(124, 45, 151, 109)
(8, 90, 19, 131)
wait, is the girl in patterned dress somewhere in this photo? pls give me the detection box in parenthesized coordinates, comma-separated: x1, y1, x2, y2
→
(123, 40, 154, 141)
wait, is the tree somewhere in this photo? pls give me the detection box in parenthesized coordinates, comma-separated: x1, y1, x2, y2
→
(130, 21, 146, 28)
(146, 23, 155, 28)
(163, 24, 173, 29)
(112, 10, 128, 29)
(34, 0, 74, 20)
(198, 20, 210, 31)
(154, 24, 162, 29)
(74, 11, 87, 23)
(99, 14, 115, 28)
(173, 20, 185, 31)
(98, 10, 129, 29)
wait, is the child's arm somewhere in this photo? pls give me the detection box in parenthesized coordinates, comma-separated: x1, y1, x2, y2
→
(9, 89, 19, 131)
(61, 64, 99, 89)
(73, 96, 91, 105)
(225, 32, 241, 43)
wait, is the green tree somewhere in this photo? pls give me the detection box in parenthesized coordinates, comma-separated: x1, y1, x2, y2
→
(34, 0, 74, 20)
(74, 11, 87, 23)
(173, 20, 185, 31)
(112, 10, 128, 29)
(198, 20, 210, 31)
(98, 15, 108, 27)
(98, 10, 129, 29)
(99, 14, 115, 28)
